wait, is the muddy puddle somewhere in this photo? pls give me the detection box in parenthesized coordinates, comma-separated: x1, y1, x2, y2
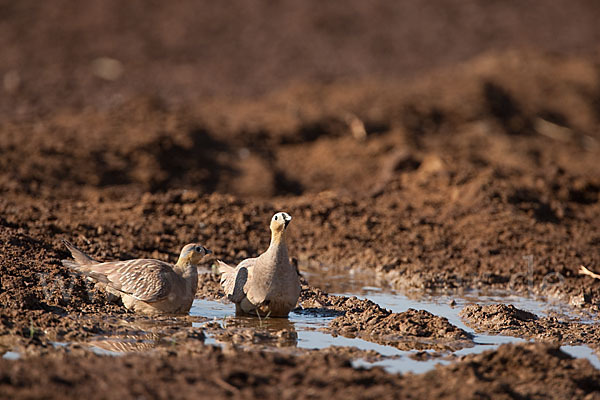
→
(189, 294, 599, 374)
(345, 291, 600, 373)
(53, 269, 599, 375)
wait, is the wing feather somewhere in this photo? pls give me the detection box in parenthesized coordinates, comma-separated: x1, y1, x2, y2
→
(219, 258, 256, 304)
(86, 259, 174, 302)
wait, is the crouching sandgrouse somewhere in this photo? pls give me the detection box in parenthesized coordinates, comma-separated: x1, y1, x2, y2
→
(62, 241, 210, 315)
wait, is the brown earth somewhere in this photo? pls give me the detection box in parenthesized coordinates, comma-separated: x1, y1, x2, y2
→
(461, 303, 600, 350)
(2, 1, 600, 399)
(301, 285, 472, 351)
(1, 343, 599, 400)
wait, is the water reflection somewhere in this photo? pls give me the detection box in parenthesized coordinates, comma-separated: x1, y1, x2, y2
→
(87, 316, 198, 355)
(192, 299, 318, 348)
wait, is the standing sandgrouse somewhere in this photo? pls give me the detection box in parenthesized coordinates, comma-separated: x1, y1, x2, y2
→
(218, 212, 301, 317)
(62, 241, 210, 315)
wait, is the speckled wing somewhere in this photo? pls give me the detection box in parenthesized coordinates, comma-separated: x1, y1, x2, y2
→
(88, 259, 174, 302)
(219, 258, 256, 303)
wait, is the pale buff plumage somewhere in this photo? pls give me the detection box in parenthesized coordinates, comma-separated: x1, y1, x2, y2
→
(218, 212, 301, 317)
(579, 265, 600, 280)
(61, 240, 210, 315)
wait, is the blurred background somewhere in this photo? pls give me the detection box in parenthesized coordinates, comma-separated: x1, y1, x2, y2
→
(1, 0, 600, 199)
(2, 1, 600, 110)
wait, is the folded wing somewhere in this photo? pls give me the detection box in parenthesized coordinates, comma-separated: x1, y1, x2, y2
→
(218, 258, 256, 303)
(76, 259, 174, 302)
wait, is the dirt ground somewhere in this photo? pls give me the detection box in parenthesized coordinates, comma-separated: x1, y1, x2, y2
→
(2, 1, 600, 399)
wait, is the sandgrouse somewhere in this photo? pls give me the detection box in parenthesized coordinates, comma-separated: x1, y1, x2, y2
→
(62, 240, 210, 315)
(218, 212, 301, 317)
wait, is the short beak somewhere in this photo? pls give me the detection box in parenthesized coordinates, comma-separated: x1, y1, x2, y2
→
(205, 247, 212, 255)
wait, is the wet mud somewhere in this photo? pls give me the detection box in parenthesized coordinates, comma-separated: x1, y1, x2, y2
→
(1, 343, 599, 400)
(461, 303, 600, 351)
(301, 286, 472, 351)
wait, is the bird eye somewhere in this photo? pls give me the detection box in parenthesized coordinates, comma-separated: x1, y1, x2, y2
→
(274, 215, 278, 220)
(195, 246, 202, 252)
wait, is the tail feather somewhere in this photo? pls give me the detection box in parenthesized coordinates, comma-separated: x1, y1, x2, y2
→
(61, 260, 80, 270)
(61, 258, 110, 284)
(62, 240, 99, 266)
(216, 260, 235, 285)
(80, 270, 110, 285)
(215, 260, 235, 275)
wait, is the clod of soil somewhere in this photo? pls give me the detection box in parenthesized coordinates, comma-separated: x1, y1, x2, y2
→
(300, 286, 472, 351)
(460, 304, 600, 349)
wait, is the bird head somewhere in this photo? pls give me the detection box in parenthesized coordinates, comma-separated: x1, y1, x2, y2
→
(178, 243, 211, 265)
(270, 212, 292, 234)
